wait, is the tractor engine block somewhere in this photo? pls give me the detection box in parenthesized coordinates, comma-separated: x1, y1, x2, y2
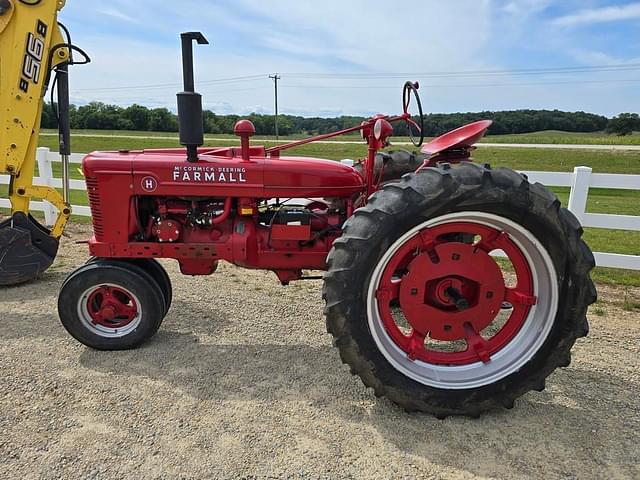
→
(132, 197, 344, 280)
(147, 198, 229, 243)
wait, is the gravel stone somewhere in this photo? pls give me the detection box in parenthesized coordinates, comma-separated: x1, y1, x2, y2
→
(0, 224, 638, 479)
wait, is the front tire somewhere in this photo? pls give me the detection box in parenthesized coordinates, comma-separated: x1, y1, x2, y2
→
(58, 262, 166, 350)
(323, 162, 596, 417)
(87, 257, 172, 315)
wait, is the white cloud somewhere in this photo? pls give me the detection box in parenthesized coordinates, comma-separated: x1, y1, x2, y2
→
(552, 2, 640, 27)
(503, 0, 552, 16)
(566, 48, 640, 66)
(97, 8, 140, 24)
(58, 0, 638, 117)
(62, 0, 498, 116)
(231, 0, 493, 72)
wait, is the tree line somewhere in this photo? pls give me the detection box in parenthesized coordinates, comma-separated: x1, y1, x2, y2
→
(41, 102, 639, 136)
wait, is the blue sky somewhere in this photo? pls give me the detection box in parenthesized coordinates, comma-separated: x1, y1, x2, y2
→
(59, 0, 640, 117)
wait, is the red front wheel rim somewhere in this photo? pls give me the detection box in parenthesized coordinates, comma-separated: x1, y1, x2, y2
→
(78, 284, 142, 338)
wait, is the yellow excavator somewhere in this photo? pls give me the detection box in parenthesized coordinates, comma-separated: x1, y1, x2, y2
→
(0, 0, 88, 285)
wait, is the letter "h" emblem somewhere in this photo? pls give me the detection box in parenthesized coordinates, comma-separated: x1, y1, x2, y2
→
(141, 176, 158, 192)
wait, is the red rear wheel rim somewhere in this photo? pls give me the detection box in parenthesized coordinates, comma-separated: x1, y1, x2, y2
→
(375, 221, 536, 366)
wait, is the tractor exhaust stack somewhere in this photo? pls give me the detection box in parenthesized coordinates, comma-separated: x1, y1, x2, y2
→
(177, 32, 209, 163)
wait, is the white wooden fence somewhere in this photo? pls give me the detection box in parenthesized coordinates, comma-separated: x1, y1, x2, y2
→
(0, 148, 90, 220)
(1, 147, 639, 270)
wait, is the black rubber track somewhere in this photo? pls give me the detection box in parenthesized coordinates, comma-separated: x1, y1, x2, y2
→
(322, 162, 596, 417)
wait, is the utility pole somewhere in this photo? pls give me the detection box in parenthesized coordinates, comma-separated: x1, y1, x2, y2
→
(269, 74, 281, 139)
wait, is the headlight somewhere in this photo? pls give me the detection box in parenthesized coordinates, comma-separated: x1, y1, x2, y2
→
(374, 119, 393, 141)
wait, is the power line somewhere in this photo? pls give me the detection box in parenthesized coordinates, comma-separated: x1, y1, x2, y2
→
(74, 74, 270, 92)
(283, 63, 640, 79)
(280, 78, 640, 89)
(71, 62, 640, 93)
(77, 85, 273, 103)
(73, 78, 639, 107)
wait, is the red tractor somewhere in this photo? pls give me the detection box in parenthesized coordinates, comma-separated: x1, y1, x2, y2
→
(58, 33, 596, 417)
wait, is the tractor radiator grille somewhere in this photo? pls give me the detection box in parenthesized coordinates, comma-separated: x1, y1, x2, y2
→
(85, 178, 104, 240)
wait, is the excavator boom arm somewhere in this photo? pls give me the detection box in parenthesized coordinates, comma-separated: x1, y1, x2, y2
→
(0, 0, 82, 285)
(1, 0, 68, 175)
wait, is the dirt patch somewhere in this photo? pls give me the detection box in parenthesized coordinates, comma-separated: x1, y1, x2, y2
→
(1, 225, 638, 479)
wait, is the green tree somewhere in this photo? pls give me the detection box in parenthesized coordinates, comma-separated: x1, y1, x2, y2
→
(149, 108, 178, 132)
(123, 104, 151, 131)
(203, 110, 220, 134)
(606, 113, 640, 136)
(40, 102, 58, 129)
(73, 102, 123, 130)
(40, 102, 621, 137)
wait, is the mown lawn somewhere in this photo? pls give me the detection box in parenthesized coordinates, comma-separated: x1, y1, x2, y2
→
(40, 128, 640, 145)
(38, 133, 640, 174)
(479, 130, 640, 145)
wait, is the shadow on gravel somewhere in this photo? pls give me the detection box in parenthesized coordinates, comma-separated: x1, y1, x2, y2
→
(0, 270, 68, 303)
(0, 287, 231, 340)
(160, 300, 232, 335)
(79, 330, 346, 403)
(77, 329, 639, 478)
(0, 271, 69, 339)
(366, 395, 637, 478)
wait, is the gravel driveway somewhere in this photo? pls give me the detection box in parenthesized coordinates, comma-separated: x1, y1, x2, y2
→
(1, 225, 638, 479)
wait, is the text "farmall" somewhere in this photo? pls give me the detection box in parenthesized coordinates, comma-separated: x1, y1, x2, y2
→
(173, 165, 247, 183)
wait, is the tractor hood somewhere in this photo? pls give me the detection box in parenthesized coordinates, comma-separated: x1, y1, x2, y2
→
(83, 147, 365, 199)
(263, 155, 364, 197)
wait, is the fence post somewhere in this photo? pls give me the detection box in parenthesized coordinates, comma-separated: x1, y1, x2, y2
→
(35, 147, 57, 226)
(567, 166, 592, 223)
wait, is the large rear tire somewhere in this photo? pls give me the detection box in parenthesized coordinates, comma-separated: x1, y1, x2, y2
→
(323, 162, 596, 417)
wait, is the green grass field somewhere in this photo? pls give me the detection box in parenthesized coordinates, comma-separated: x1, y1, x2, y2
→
(40, 128, 640, 145)
(481, 130, 640, 145)
(38, 131, 640, 175)
(5, 130, 640, 286)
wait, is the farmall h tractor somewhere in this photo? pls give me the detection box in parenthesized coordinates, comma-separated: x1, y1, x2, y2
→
(57, 33, 596, 417)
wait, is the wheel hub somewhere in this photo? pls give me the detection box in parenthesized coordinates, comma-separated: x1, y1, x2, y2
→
(87, 286, 138, 329)
(399, 242, 505, 341)
(100, 305, 117, 321)
(432, 277, 468, 308)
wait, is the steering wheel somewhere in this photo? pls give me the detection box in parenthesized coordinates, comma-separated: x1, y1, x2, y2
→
(402, 81, 424, 147)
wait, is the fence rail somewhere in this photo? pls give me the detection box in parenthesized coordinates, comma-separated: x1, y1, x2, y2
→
(1, 147, 639, 270)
